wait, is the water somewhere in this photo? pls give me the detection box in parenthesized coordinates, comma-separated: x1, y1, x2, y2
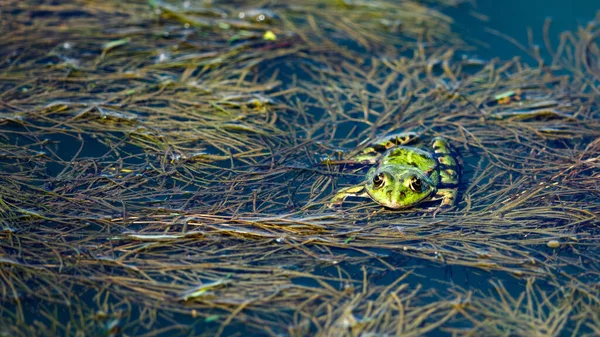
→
(458, 0, 598, 60)
(0, 1, 599, 336)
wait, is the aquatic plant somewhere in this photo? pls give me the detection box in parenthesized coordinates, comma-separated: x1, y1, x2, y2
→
(0, 1, 599, 336)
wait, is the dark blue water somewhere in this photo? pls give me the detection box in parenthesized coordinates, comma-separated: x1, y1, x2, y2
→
(454, 0, 598, 60)
(1, 1, 599, 336)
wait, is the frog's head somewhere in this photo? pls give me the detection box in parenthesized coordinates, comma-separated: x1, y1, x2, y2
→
(365, 165, 435, 209)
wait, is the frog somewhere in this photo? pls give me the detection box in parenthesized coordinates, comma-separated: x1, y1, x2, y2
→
(328, 133, 460, 211)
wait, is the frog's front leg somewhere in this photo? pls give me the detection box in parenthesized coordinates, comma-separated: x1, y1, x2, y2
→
(348, 151, 382, 164)
(328, 184, 369, 207)
(435, 188, 458, 208)
(426, 188, 457, 215)
(319, 150, 381, 166)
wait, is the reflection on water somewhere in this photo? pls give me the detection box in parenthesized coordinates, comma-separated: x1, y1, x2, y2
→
(0, 1, 599, 336)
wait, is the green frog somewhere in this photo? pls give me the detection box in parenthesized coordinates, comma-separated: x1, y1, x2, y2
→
(328, 133, 460, 211)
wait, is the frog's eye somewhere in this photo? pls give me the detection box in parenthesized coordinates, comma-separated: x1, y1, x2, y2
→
(408, 176, 422, 192)
(372, 173, 385, 189)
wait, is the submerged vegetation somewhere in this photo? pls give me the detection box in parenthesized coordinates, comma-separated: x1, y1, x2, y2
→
(0, 0, 599, 336)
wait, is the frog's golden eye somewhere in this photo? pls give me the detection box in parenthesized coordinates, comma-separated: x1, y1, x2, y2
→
(408, 176, 422, 192)
(372, 173, 385, 189)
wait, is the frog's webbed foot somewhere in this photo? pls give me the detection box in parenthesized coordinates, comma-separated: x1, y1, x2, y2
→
(328, 185, 368, 208)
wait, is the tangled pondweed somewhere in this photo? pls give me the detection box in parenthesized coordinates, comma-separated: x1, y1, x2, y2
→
(0, 1, 599, 337)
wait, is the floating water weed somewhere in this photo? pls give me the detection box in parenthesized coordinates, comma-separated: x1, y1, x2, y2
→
(0, 1, 599, 336)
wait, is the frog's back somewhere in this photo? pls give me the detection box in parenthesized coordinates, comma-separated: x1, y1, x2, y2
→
(382, 146, 438, 173)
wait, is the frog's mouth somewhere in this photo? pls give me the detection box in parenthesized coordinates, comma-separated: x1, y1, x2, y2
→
(376, 188, 436, 209)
